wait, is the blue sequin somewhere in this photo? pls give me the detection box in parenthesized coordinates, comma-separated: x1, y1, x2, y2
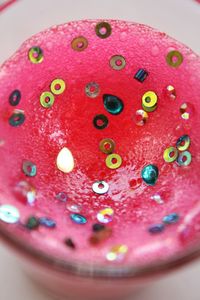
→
(163, 213, 179, 224)
(141, 164, 159, 186)
(103, 94, 124, 115)
(134, 69, 148, 83)
(148, 224, 165, 234)
(39, 217, 56, 228)
(70, 213, 87, 224)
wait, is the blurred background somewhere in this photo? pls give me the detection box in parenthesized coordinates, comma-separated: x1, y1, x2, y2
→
(0, 0, 200, 299)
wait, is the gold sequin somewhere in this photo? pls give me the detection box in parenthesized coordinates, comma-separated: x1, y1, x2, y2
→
(106, 153, 122, 169)
(106, 244, 128, 261)
(95, 22, 112, 39)
(142, 91, 158, 112)
(71, 36, 88, 52)
(176, 135, 191, 151)
(166, 50, 183, 68)
(28, 47, 43, 64)
(40, 91, 55, 108)
(110, 55, 126, 71)
(99, 138, 115, 154)
(163, 147, 178, 163)
(50, 79, 66, 95)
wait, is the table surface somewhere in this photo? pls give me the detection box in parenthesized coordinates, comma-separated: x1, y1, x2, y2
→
(0, 0, 200, 299)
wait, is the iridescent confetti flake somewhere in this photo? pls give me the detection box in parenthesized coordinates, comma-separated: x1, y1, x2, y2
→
(103, 94, 124, 115)
(9, 110, 25, 127)
(163, 213, 179, 224)
(176, 135, 191, 151)
(134, 69, 148, 83)
(151, 194, 164, 204)
(106, 153, 122, 170)
(0, 204, 20, 224)
(177, 151, 192, 166)
(163, 147, 178, 163)
(92, 181, 109, 195)
(28, 46, 43, 64)
(39, 217, 56, 228)
(165, 85, 176, 100)
(26, 216, 39, 229)
(93, 114, 108, 130)
(97, 208, 114, 224)
(106, 245, 128, 262)
(141, 164, 159, 186)
(85, 82, 100, 98)
(135, 109, 148, 126)
(148, 224, 165, 234)
(9, 89, 21, 106)
(70, 213, 87, 224)
(180, 103, 194, 120)
(99, 138, 115, 154)
(22, 160, 37, 177)
(50, 79, 66, 95)
(142, 91, 158, 112)
(95, 22, 112, 39)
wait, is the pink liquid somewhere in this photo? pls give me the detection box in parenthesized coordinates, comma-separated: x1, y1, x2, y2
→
(0, 20, 200, 271)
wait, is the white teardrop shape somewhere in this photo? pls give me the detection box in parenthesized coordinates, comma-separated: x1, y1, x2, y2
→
(56, 147, 74, 173)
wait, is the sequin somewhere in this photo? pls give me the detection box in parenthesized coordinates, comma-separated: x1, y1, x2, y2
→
(166, 50, 183, 68)
(56, 147, 74, 173)
(26, 216, 39, 229)
(106, 153, 122, 169)
(110, 55, 126, 70)
(106, 245, 128, 261)
(103, 94, 124, 115)
(70, 213, 87, 224)
(176, 135, 191, 151)
(142, 91, 158, 112)
(9, 111, 25, 127)
(40, 91, 55, 108)
(92, 223, 105, 232)
(14, 181, 36, 205)
(0, 204, 20, 224)
(65, 238, 76, 249)
(163, 147, 178, 163)
(93, 114, 108, 129)
(95, 22, 112, 39)
(39, 217, 56, 228)
(177, 151, 192, 166)
(141, 164, 159, 186)
(9, 90, 21, 106)
(66, 202, 82, 213)
(89, 227, 112, 245)
(180, 103, 194, 120)
(28, 46, 43, 64)
(97, 207, 114, 224)
(85, 82, 100, 98)
(148, 224, 165, 234)
(71, 36, 88, 51)
(134, 69, 148, 82)
(135, 110, 148, 126)
(50, 79, 66, 95)
(99, 138, 115, 154)
(92, 181, 109, 194)
(165, 85, 176, 100)
(163, 213, 179, 224)
(150, 194, 164, 204)
(22, 161, 37, 177)
(56, 192, 68, 202)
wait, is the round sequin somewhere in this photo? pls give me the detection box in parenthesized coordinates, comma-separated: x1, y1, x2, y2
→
(148, 224, 165, 234)
(95, 22, 112, 39)
(106, 153, 122, 169)
(71, 36, 88, 52)
(28, 46, 43, 64)
(70, 213, 87, 224)
(39, 217, 56, 228)
(92, 181, 109, 194)
(163, 213, 179, 224)
(85, 82, 100, 98)
(93, 114, 108, 130)
(97, 208, 114, 224)
(177, 151, 192, 166)
(99, 138, 115, 154)
(110, 55, 126, 70)
(103, 94, 124, 115)
(9, 90, 21, 106)
(176, 135, 191, 151)
(50, 79, 66, 95)
(135, 110, 148, 126)
(163, 147, 178, 163)
(9, 111, 25, 127)
(40, 91, 55, 108)
(166, 50, 183, 68)
(22, 161, 37, 177)
(56, 192, 68, 202)
(142, 91, 158, 112)
(66, 202, 82, 213)
(0, 204, 20, 224)
(141, 164, 159, 186)
(106, 245, 128, 261)
(165, 85, 176, 100)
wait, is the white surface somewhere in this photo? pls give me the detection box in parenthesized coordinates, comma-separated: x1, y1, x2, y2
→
(0, 0, 200, 299)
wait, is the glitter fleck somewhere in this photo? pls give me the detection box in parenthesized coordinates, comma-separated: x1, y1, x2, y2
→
(141, 164, 159, 186)
(148, 224, 165, 234)
(26, 216, 39, 229)
(56, 147, 74, 173)
(39, 217, 56, 228)
(97, 207, 114, 224)
(66, 202, 82, 213)
(70, 213, 87, 224)
(106, 244, 128, 261)
(14, 181, 36, 205)
(65, 238, 76, 249)
(163, 213, 179, 224)
(22, 160, 37, 177)
(103, 94, 124, 115)
(151, 194, 164, 204)
(165, 85, 176, 100)
(92, 181, 109, 195)
(0, 204, 20, 224)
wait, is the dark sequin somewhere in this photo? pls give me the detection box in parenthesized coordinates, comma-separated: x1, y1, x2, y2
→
(39, 217, 56, 228)
(134, 69, 148, 83)
(141, 164, 159, 186)
(9, 112, 25, 127)
(9, 90, 21, 106)
(26, 216, 39, 229)
(103, 94, 124, 115)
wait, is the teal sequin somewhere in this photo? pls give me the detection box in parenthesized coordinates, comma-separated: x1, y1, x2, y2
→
(70, 213, 87, 224)
(141, 164, 159, 186)
(103, 94, 124, 115)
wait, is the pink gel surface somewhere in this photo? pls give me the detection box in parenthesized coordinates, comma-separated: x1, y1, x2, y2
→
(0, 20, 200, 268)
